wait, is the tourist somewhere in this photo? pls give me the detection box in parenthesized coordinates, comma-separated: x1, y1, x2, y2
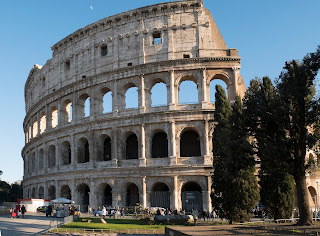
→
(120, 208, 125, 218)
(192, 209, 199, 226)
(102, 206, 107, 219)
(47, 204, 53, 217)
(21, 205, 26, 218)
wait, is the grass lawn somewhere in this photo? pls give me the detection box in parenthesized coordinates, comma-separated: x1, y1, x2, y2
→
(59, 218, 172, 230)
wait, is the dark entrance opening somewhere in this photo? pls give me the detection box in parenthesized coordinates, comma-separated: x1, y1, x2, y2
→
(126, 183, 139, 206)
(152, 132, 168, 158)
(61, 141, 71, 165)
(126, 134, 138, 159)
(61, 185, 71, 199)
(77, 184, 90, 212)
(103, 137, 112, 161)
(38, 187, 44, 199)
(48, 185, 56, 200)
(151, 182, 170, 208)
(104, 185, 112, 206)
(78, 138, 90, 163)
(180, 130, 201, 157)
(181, 182, 202, 212)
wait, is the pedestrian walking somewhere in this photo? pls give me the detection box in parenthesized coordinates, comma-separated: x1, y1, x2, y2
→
(21, 205, 26, 218)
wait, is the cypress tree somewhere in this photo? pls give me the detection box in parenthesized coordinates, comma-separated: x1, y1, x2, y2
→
(212, 85, 259, 224)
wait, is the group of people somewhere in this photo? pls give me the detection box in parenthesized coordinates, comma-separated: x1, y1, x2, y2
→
(96, 206, 125, 218)
(11, 204, 26, 218)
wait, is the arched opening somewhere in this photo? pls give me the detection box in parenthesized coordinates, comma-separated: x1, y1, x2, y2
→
(181, 182, 202, 212)
(28, 126, 31, 141)
(102, 88, 112, 113)
(125, 86, 138, 109)
(31, 187, 36, 198)
(31, 152, 36, 172)
(78, 94, 90, 118)
(152, 132, 168, 158)
(180, 130, 201, 157)
(51, 107, 58, 128)
(65, 100, 72, 123)
(39, 149, 44, 169)
(61, 185, 71, 199)
(40, 112, 46, 134)
(48, 145, 56, 168)
(77, 138, 90, 163)
(210, 79, 228, 102)
(150, 182, 170, 208)
(126, 183, 139, 207)
(179, 80, 198, 104)
(38, 186, 44, 199)
(48, 185, 56, 200)
(77, 183, 90, 212)
(104, 185, 112, 207)
(103, 137, 112, 161)
(61, 141, 71, 165)
(309, 186, 317, 205)
(84, 97, 90, 117)
(32, 118, 38, 138)
(151, 82, 167, 107)
(126, 133, 138, 159)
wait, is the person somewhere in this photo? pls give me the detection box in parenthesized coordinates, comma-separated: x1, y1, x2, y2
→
(120, 208, 125, 218)
(21, 205, 26, 218)
(192, 209, 199, 226)
(102, 206, 107, 219)
(202, 209, 207, 221)
(47, 204, 53, 217)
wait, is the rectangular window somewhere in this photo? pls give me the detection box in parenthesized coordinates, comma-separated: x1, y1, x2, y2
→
(183, 54, 190, 58)
(153, 32, 162, 45)
(101, 45, 108, 56)
(65, 60, 70, 70)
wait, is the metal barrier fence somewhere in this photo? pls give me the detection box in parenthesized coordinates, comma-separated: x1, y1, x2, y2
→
(50, 228, 164, 234)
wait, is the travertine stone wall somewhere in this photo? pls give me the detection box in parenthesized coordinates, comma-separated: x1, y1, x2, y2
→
(22, 0, 246, 212)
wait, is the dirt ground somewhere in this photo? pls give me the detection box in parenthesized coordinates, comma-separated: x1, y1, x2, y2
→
(167, 222, 320, 236)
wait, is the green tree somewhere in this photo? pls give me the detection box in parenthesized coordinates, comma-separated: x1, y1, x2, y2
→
(212, 85, 259, 224)
(244, 77, 295, 220)
(244, 46, 320, 225)
(276, 47, 320, 225)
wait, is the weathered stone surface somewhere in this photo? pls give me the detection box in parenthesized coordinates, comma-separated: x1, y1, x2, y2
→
(22, 0, 245, 212)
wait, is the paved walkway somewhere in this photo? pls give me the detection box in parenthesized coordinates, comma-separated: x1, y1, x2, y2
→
(0, 212, 63, 236)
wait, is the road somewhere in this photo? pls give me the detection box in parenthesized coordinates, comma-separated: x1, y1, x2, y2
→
(0, 212, 63, 236)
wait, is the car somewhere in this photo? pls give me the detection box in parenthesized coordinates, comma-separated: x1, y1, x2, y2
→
(93, 208, 116, 217)
(36, 206, 47, 213)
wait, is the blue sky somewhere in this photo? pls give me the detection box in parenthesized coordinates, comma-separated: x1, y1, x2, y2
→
(0, 0, 319, 183)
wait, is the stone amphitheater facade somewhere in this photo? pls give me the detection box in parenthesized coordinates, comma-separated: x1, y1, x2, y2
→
(22, 0, 246, 212)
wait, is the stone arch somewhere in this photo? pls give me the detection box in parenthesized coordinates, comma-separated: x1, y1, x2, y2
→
(177, 75, 199, 105)
(125, 182, 140, 207)
(61, 141, 71, 165)
(97, 183, 113, 207)
(126, 132, 138, 159)
(61, 185, 72, 199)
(180, 128, 201, 157)
(208, 72, 230, 102)
(181, 181, 203, 212)
(40, 112, 46, 134)
(77, 137, 90, 163)
(97, 134, 112, 161)
(150, 80, 168, 107)
(124, 83, 138, 109)
(151, 131, 168, 158)
(150, 182, 170, 208)
(77, 183, 90, 212)
(51, 106, 58, 128)
(32, 117, 38, 138)
(308, 186, 317, 205)
(78, 93, 90, 118)
(38, 186, 44, 199)
(100, 87, 112, 114)
(63, 99, 72, 123)
(48, 145, 56, 168)
(48, 185, 56, 200)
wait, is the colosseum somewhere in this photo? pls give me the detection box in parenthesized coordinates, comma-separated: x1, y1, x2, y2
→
(22, 0, 246, 213)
